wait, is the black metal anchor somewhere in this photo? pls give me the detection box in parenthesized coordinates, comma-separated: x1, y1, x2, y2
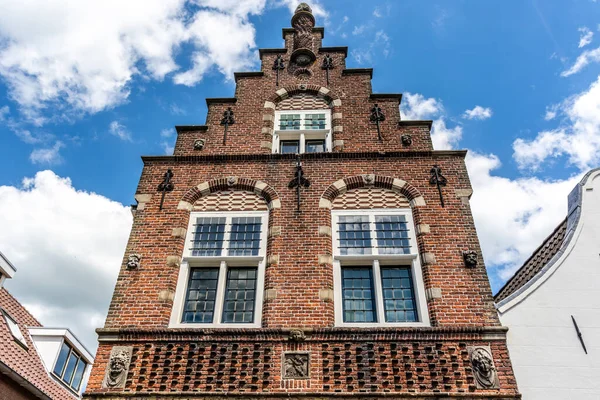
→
(429, 165, 447, 207)
(157, 169, 174, 210)
(221, 107, 235, 145)
(370, 104, 385, 141)
(288, 155, 310, 211)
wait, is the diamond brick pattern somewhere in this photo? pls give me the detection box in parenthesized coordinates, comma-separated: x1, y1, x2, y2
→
(276, 93, 329, 111)
(332, 187, 410, 210)
(193, 190, 268, 212)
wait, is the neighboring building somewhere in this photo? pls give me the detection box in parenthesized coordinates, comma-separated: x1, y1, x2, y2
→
(85, 4, 520, 399)
(0, 252, 94, 399)
(495, 168, 600, 399)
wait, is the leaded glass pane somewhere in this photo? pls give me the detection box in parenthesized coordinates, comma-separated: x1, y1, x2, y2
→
(222, 268, 257, 323)
(381, 267, 418, 322)
(341, 268, 376, 322)
(338, 215, 372, 255)
(304, 113, 326, 129)
(279, 114, 301, 130)
(280, 140, 300, 154)
(190, 217, 226, 256)
(228, 217, 262, 256)
(305, 139, 325, 153)
(375, 215, 411, 254)
(182, 268, 219, 323)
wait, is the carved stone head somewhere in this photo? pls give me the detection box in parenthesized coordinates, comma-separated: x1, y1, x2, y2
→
(126, 254, 141, 270)
(468, 346, 499, 389)
(463, 250, 478, 268)
(289, 329, 306, 342)
(362, 174, 376, 186)
(103, 346, 133, 388)
(227, 176, 238, 186)
(194, 139, 206, 151)
(401, 134, 413, 146)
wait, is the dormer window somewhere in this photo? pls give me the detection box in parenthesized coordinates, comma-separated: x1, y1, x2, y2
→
(53, 341, 87, 392)
(273, 110, 332, 154)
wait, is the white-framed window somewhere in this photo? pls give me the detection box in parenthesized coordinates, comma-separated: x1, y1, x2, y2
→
(170, 211, 268, 328)
(52, 340, 88, 393)
(1, 309, 27, 348)
(331, 209, 430, 327)
(273, 110, 332, 154)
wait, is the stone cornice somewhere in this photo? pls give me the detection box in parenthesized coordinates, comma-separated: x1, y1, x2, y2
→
(175, 125, 208, 134)
(342, 68, 373, 78)
(318, 46, 348, 57)
(281, 27, 325, 39)
(96, 325, 507, 342)
(205, 97, 237, 105)
(399, 120, 433, 129)
(141, 150, 468, 164)
(234, 71, 264, 82)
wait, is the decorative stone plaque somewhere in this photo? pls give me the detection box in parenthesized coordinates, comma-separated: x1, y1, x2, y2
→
(283, 352, 309, 379)
(102, 346, 133, 388)
(468, 346, 500, 389)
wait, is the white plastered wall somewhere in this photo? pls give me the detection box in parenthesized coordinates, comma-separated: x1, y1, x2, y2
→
(498, 170, 600, 400)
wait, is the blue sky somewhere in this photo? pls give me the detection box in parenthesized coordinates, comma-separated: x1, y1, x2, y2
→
(1, 0, 599, 350)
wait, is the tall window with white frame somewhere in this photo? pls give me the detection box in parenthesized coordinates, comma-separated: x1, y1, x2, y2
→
(53, 340, 88, 393)
(331, 209, 430, 327)
(273, 110, 332, 154)
(170, 211, 268, 328)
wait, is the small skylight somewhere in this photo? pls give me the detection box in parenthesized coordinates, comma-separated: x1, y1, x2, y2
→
(2, 310, 28, 348)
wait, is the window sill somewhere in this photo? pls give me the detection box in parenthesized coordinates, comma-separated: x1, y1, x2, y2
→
(168, 322, 261, 329)
(335, 321, 431, 328)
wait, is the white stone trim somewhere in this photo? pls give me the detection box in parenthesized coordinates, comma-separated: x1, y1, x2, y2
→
(318, 87, 330, 96)
(169, 210, 268, 329)
(276, 88, 289, 99)
(319, 198, 333, 209)
(197, 182, 210, 196)
(332, 99, 342, 107)
(264, 101, 276, 110)
(177, 201, 193, 211)
(410, 196, 426, 207)
(331, 209, 430, 328)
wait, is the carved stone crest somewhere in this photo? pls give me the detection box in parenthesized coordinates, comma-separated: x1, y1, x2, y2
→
(283, 352, 309, 379)
(102, 346, 133, 388)
(468, 346, 499, 389)
(126, 254, 141, 270)
(227, 176, 238, 186)
(194, 138, 206, 151)
(362, 174, 375, 186)
(401, 134, 413, 146)
(463, 250, 478, 268)
(288, 329, 306, 342)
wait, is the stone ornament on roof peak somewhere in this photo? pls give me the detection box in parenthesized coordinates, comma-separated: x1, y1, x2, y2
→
(295, 3, 312, 14)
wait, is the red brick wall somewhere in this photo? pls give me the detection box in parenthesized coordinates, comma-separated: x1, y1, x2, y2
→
(85, 18, 520, 400)
(0, 376, 38, 400)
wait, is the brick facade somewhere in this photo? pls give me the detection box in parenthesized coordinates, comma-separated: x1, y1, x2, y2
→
(85, 4, 520, 399)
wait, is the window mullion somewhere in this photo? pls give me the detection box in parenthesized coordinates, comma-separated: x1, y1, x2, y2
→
(222, 216, 233, 256)
(300, 133, 306, 154)
(372, 260, 385, 323)
(214, 261, 228, 324)
(370, 215, 378, 256)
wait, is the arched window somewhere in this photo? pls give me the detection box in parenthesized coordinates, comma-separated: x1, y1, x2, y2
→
(272, 93, 332, 154)
(330, 187, 430, 327)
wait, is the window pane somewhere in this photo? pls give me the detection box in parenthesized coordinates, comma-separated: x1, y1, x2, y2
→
(222, 267, 257, 323)
(71, 358, 87, 391)
(338, 216, 372, 255)
(62, 352, 79, 384)
(280, 140, 300, 154)
(279, 114, 301, 130)
(304, 113, 326, 129)
(228, 217, 262, 256)
(3, 313, 26, 346)
(53, 342, 71, 376)
(375, 215, 411, 254)
(341, 268, 376, 323)
(182, 268, 219, 323)
(305, 140, 325, 153)
(381, 267, 418, 322)
(190, 217, 226, 256)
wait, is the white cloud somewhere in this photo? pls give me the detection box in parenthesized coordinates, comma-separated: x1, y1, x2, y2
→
(401, 92, 443, 120)
(373, 7, 382, 18)
(0, 0, 270, 121)
(273, 0, 328, 19)
(160, 128, 176, 137)
(169, 103, 186, 115)
(561, 46, 600, 76)
(466, 151, 581, 282)
(513, 75, 600, 170)
(463, 105, 493, 120)
(431, 119, 463, 150)
(109, 121, 132, 141)
(0, 171, 132, 350)
(29, 141, 64, 165)
(160, 128, 176, 154)
(352, 25, 366, 35)
(0, 105, 8, 121)
(578, 26, 593, 48)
